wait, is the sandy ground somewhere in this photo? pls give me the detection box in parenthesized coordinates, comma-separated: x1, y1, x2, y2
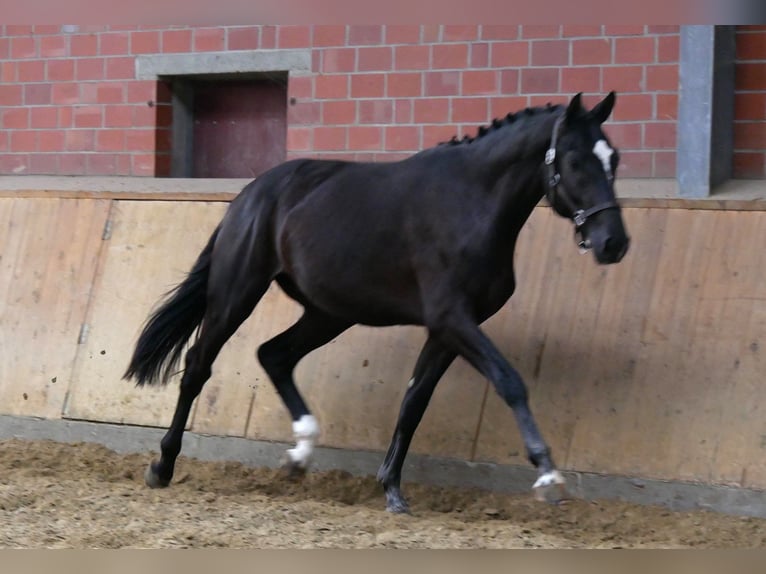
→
(0, 438, 764, 549)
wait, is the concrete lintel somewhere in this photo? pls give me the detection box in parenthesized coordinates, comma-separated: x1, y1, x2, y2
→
(1, 414, 765, 519)
(677, 25, 736, 198)
(135, 49, 312, 80)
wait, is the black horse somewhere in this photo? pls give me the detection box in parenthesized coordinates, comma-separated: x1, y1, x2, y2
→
(124, 92, 629, 513)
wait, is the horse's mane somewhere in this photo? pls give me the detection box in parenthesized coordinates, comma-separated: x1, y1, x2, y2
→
(438, 103, 562, 148)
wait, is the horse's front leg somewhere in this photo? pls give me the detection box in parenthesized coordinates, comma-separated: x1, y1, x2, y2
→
(433, 312, 567, 502)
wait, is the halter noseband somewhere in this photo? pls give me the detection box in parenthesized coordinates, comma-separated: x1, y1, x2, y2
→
(544, 115, 620, 236)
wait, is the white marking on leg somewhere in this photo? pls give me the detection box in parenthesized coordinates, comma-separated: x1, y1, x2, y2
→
(593, 139, 614, 180)
(532, 470, 566, 489)
(286, 414, 319, 468)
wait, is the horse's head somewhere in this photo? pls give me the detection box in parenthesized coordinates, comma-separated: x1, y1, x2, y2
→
(545, 92, 630, 265)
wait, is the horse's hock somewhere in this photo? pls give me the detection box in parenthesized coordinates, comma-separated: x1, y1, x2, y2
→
(2, 176, 766, 515)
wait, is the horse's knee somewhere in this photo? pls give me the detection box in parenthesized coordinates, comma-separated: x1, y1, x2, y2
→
(257, 340, 293, 379)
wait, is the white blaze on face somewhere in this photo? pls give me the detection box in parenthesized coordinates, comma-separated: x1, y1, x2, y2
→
(287, 414, 320, 468)
(593, 139, 614, 180)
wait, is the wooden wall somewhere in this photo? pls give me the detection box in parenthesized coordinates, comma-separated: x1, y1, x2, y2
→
(3, 191, 766, 491)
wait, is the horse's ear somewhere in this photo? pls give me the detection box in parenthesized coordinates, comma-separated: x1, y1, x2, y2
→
(565, 92, 584, 123)
(589, 91, 616, 124)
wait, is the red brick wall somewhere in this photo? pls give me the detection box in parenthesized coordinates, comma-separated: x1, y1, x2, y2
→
(735, 25, 766, 179)
(0, 25, 680, 178)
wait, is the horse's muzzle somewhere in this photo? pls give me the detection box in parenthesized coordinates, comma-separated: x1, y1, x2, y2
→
(594, 234, 630, 264)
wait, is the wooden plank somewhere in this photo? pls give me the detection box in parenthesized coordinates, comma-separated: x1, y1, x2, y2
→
(0, 198, 110, 418)
(63, 200, 230, 427)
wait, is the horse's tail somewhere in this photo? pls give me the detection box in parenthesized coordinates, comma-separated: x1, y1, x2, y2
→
(123, 225, 220, 386)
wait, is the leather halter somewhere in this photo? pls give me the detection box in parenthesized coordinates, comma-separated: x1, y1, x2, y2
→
(544, 115, 620, 233)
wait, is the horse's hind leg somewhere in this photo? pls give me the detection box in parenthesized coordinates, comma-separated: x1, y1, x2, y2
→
(257, 307, 351, 475)
(146, 274, 272, 488)
(376, 336, 455, 513)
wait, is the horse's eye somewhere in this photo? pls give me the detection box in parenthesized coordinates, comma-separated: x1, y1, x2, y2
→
(568, 157, 581, 171)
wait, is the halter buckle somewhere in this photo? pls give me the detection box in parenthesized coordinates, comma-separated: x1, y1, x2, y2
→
(573, 210, 587, 228)
(548, 173, 561, 189)
(545, 148, 556, 165)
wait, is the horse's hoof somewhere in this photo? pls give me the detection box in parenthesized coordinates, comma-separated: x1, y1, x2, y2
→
(532, 470, 568, 503)
(144, 462, 171, 489)
(280, 455, 309, 480)
(385, 490, 411, 514)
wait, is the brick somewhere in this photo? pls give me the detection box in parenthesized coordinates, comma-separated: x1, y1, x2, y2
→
(647, 26, 679, 34)
(348, 25, 382, 46)
(163, 30, 192, 53)
(100, 32, 130, 55)
(131, 31, 160, 54)
(644, 122, 677, 149)
(58, 107, 73, 128)
(359, 100, 393, 124)
(348, 126, 383, 150)
(422, 25, 441, 43)
(358, 47, 393, 71)
(313, 126, 347, 150)
(11, 131, 38, 152)
(462, 70, 498, 95)
(132, 105, 158, 127)
(30, 107, 58, 129)
(278, 26, 311, 48)
(521, 26, 561, 39)
(490, 96, 528, 118)
(11, 37, 37, 59)
(385, 25, 421, 44)
(73, 106, 103, 128)
(394, 45, 430, 70)
(30, 154, 60, 174)
(394, 99, 413, 123)
(26, 84, 51, 105)
(736, 31, 766, 61)
(735, 93, 766, 121)
(287, 127, 312, 151)
(94, 129, 126, 151)
(480, 25, 519, 41)
(85, 154, 118, 175)
(105, 57, 134, 80)
(260, 26, 277, 49)
(97, 83, 126, 104)
(521, 68, 560, 94)
(0, 38, 9, 59)
(736, 63, 766, 91)
(471, 43, 490, 68)
(40, 36, 67, 57)
(602, 65, 644, 93)
(17, 60, 45, 83)
(322, 100, 357, 124)
(563, 25, 602, 37)
(658, 35, 680, 62)
(733, 152, 765, 178)
(611, 94, 653, 121)
(424, 71, 460, 96)
(125, 129, 156, 152)
(385, 126, 420, 151)
(490, 42, 529, 67)
(656, 94, 679, 120)
(104, 105, 134, 127)
(423, 125, 458, 147)
(37, 130, 66, 152)
(646, 64, 679, 91)
(47, 60, 75, 81)
(131, 154, 156, 176)
(615, 37, 656, 64)
(734, 122, 766, 149)
(604, 25, 646, 36)
(351, 74, 385, 98)
(6, 25, 34, 35)
(315, 75, 348, 99)
(193, 28, 225, 51)
(443, 26, 477, 42)
(603, 122, 642, 149)
(313, 26, 346, 47)
(1, 62, 15, 82)
(561, 67, 601, 93)
(71, 34, 98, 56)
(127, 81, 157, 103)
(653, 151, 677, 177)
(77, 82, 100, 103)
(321, 48, 356, 73)
(617, 150, 652, 177)
(2, 108, 29, 129)
(76, 58, 105, 80)
(227, 27, 260, 50)
(432, 43, 469, 69)
(51, 83, 79, 104)
(572, 39, 612, 65)
(531, 40, 570, 66)
(387, 72, 422, 97)
(414, 98, 450, 123)
(287, 76, 312, 100)
(287, 101, 320, 125)
(499, 70, 519, 93)
(452, 98, 488, 123)
(0, 154, 29, 173)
